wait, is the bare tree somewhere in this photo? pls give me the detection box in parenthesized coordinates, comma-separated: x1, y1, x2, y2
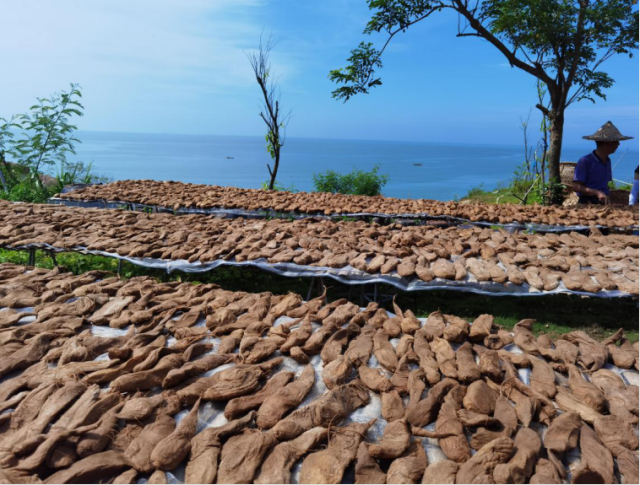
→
(247, 35, 291, 191)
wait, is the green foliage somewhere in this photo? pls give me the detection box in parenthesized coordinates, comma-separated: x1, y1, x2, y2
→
(260, 180, 298, 193)
(11, 84, 84, 180)
(313, 164, 389, 196)
(0, 182, 55, 204)
(464, 184, 487, 199)
(608, 180, 631, 192)
(331, 0, 638, 104)
(0, 84, 105, 203)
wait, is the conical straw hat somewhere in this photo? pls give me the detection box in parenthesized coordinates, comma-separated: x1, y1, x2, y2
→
(583, 121, 634, 141)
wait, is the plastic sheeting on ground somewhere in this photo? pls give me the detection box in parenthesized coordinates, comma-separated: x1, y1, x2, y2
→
(48, 197, 640, 235)
(3, 241, 634, 299)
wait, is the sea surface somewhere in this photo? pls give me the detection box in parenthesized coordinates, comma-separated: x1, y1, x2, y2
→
(67, 131, 640, 201)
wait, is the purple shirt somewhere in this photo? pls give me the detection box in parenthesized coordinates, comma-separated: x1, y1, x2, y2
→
(574, 151, 612, 196)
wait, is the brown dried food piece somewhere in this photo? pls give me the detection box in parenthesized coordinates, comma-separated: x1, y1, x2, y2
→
(280, 314, 313, 354)
(405, 378, 457, 428)
(118, 394, 164, 422)
(322, 355, 353, 389)
(469, 314, 494, 342)
(430, 337, 457, 379)
(299, 419, 375, 484)
(148, 470, 167, 484)
(345, 325, 376, 367)
(455, 342, 481, 383)
(529, 458, 561, 484)
(256, 364, 315, 429)
(462, 379, 497, 415)
(567, 364, 606, 412)
(616, 448, 640, 485)
(272, 379, 370, 441)
(472, 344, 502, 381)
(422, 460, 458, 484)
(442, 314, 469, 343)
(436, 386, 471, 463)
(198, 359, 282, 402)
(401, 309, 422, 335)
(225, 370, 293, 420)
(355, 442, 385, 484)
(358, 366, 393, 393)
(593, 414, 639, 458)
(76, 403, 125, 458)
(562, 330, 609, 372)
(124, 414, 176, 473)
(544, 410, 582, 469)
(0, 334, 50, 378)
(422, 310, 445, 341)
(484, 328, 514, 350)
(529, 356, 557, 399)
(386, 440, 428, 484)
(373, 329, 398, 372)
(162, 354, 233, 388)
(432, 258, 457, 279)
(43, 450, 129, 484)
(150, 399, 200, 470)
(497, 350, 531, 368)
(185, 411, 256, 485)
(110, 353, 184, 393)
(113, 469, 138, 484)
(320, 322, 360, 363)
(12, 421, 100, 471)
(455, 437, 514, 484)
(413, 330, 441, 385)
(572, 424, 614, 484)
(217, 429, 278, 484)
(493, 427, 541, 484)
(493, 396, 518, 435)
(381, 390, 405, 423)
(290, 346, 310, 363)
(512, 319, 539, 355)
(255, 426, 327, 484)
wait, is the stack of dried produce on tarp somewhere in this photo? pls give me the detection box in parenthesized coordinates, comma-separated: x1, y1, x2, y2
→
(0, 202, 637, 296)
(56, 180, 639, 228)
(0, 262, 637, 483)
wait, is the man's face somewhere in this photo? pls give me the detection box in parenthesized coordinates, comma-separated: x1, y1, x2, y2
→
(606, 141, 620, 155)
(599, 141, 620, 156)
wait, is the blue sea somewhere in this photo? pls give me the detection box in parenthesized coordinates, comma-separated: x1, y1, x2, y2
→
(68, 131, 640, 201)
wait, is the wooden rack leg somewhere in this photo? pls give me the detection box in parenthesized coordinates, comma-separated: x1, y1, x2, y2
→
(27, 248, 36, 267)
(47, 250, 58, 267)
(117, 259, 123, 277)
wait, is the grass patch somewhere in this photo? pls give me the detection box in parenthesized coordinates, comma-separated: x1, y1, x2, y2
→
(1, 248, 637, 342)
(460, 184, 522, 205)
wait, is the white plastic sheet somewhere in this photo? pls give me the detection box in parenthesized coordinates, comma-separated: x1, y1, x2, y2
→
(3, 242, 634, 299)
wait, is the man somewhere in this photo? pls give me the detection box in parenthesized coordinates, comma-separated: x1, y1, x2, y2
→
(573, 121, 634, 205)
(630, 166, 639, 206)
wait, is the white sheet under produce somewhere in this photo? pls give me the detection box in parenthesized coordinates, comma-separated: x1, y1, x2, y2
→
(3, 242, 634, 299)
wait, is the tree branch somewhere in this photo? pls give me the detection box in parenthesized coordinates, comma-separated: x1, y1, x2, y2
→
(451, 0, 556, 89)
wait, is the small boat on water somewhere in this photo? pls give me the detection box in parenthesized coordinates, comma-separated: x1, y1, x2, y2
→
(413, 163, 423, 167)
(226, 156, 234, 159)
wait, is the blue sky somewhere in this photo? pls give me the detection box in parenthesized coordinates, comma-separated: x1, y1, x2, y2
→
(1, 0, 638, 149)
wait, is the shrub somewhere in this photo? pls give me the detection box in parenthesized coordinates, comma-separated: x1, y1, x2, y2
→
(313, 164, 389, 196)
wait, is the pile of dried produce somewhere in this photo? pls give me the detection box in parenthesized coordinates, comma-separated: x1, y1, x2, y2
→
(0, 262, 637, 484)
(56, 180, 640, 228)
(1, 201, 638, 296)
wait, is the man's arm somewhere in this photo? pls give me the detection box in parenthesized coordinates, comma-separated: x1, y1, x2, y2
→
(572, 181, 610, 204)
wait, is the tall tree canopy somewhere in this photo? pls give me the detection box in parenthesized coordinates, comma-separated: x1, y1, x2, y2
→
(330, 0, 638, 183)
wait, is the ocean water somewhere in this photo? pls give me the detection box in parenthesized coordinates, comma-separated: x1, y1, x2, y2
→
(67, 131, 639, 201)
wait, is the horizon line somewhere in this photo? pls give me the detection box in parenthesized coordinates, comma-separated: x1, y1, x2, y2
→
(73, 128, 635, 152)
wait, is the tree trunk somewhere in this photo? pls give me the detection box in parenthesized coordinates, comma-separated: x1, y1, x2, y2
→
(0, 152, 8, 192)
(547, 109, 564, 183)
(269, 147, 280, 190)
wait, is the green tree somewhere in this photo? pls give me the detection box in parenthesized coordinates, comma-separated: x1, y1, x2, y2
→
(330, 0, 638, 184)
(9, 83, 84, 193)
(247, 35, 291, 191)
